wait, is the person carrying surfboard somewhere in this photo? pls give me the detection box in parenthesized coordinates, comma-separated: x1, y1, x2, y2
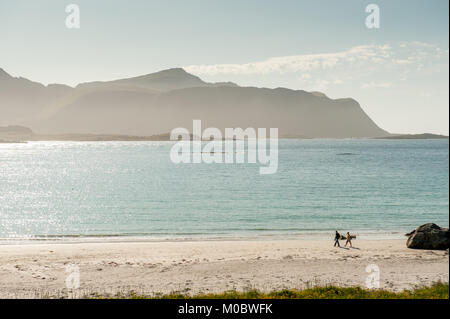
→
(345, 232, 353, 248)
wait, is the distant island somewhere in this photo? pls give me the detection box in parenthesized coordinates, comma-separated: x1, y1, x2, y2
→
(1, 67, 447, 140)
(0, 125, 174, 142)
(378, 133, 448, 140)
(1, 125, 447, 142)
(1, 67, 390, 139)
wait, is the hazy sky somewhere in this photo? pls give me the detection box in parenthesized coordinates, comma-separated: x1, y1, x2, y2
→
(0, 0, 448, 134)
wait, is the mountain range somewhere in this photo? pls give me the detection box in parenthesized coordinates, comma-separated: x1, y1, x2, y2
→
(0, 67, 390, 138)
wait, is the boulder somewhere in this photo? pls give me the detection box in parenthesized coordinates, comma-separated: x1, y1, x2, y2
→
(405, 223, 449, 250)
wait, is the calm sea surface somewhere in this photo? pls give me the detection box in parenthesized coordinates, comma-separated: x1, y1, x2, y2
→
(0, 139, 448, 243)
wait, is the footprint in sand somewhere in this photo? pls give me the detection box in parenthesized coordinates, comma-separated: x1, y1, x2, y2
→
(14, 265, 25, 271)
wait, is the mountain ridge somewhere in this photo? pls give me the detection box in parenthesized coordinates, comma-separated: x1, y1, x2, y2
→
(76, 68, 239, 91)
(0, 67, 390, 138)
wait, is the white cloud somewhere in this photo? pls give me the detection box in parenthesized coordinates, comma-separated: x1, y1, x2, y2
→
(185, 42, 448, 93)
(361, 82, 393, 89)
(185, 42, 447, 78)
(185, 45, 393, 76)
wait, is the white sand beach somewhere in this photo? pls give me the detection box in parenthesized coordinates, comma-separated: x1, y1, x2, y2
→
(0, 239, 448, 298)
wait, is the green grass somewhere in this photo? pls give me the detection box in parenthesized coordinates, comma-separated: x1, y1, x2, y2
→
(101, 282, 449, 299)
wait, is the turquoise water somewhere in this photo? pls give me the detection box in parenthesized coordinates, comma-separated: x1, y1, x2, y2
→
(0, 139, 448, 243)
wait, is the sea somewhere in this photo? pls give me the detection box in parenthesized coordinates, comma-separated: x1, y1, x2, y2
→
(0, 139, 448, 243)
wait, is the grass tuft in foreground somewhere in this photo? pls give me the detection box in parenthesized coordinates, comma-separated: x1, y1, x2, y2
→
(105, 282, 448, 299)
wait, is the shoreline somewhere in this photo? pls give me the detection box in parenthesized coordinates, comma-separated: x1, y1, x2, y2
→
(1, 137, 449, 144)
(0, 231, 416, 246)
(0, 239, 448, 298)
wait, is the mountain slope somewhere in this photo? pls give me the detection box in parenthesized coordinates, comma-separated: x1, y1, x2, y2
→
(0, 68, 72, 125)
(0, 67, 389, 138)
(76, 68, 238, 91)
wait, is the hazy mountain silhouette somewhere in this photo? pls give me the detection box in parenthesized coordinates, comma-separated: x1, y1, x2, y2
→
(0, 67, 389, 138)
(0, 68, 71, 125)
(77, 68, 239, 91)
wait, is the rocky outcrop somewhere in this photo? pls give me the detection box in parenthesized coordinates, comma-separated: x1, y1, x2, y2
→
(0, 125, 33, 134)
(405, 223, 449, 250)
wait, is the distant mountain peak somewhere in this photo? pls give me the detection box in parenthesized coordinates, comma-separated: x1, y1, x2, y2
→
(76, 67, 210, 91)
(138, 67, 201, 81)
(154, 68, 188, 75)
(310, 91, 328, 99)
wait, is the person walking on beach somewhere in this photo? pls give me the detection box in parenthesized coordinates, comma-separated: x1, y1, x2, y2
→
(334, 231, 341, 247)
(345, 232, 353, 248)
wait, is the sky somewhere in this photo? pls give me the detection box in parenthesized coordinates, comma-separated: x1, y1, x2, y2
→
(0, 0, 448, 134)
